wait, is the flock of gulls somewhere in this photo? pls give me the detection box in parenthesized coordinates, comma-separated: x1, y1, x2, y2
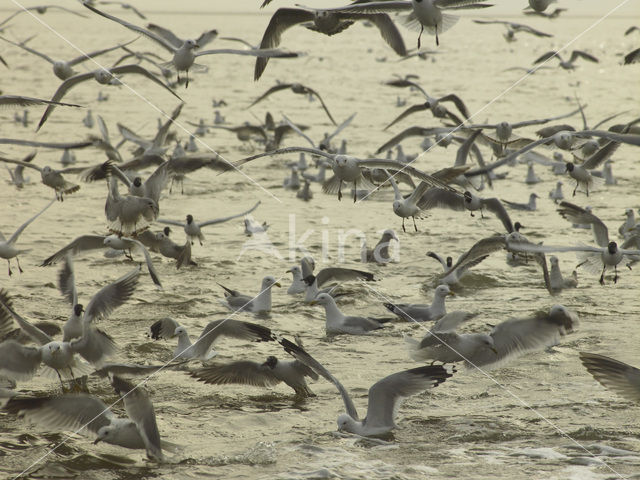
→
(0, 0, 639, 472)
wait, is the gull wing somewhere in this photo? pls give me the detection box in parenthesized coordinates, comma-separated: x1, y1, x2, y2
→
(37, 72, 95, 130)
(254, 8, 314, 80)
(58, 255, 78, 306)
(190, 361, 281, 388)
(7, 199, 55, 245)
(364, 365, 453, 430)
(472, 306, 578, 367)
(83, 267, 140, 323)
(198, 201, 261, 227)
(580, 352, 640, 402)
(190, 319, 273, 359)
(109, 64, 182, 101)
(83, 3, 176, 52)
(4, 393, 114, 437)
(41, 235, 107, 266)
(557, 201, 609, 247)
(278, 337, 359, 420)
(111, 376, 163, 461)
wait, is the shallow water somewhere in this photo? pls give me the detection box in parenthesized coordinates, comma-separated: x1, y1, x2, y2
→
(1, 2, 640, 479)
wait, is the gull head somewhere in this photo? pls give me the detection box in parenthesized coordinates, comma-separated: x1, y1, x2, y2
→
(184, 39, 199, 50)
(47, 342, 62, 354)
(311, 292, 332, 306)
(432, 104, 447, 117)
(186, 214, 194, 224)
(564, 162, 574, 173)
(480, 334, 498, 355)
(262, 356, 278, 369)
(549, 304, 578, 333)
(94, 69, 114, 85)
(287, 266, 301, 275)
(550, 256, 559, 266)
(435, 284, 453, 298)
(607, 241, 618, 254)
(383, 229, 399, 242)
(530, 193, 540, 199)
(94, 425, 113, 445)
(463, 191, 473, 204)
(42, 166, 53, 176)
(164, 226, 172, 236)
(446, 257, 453, 268)
(262, 275, 281, 289)
(73, 304, 84, 317)
(554, 131, 573, 150)
(337, 413, 357, 433)
(133, 177, 142, 188)
(174, 326, 188, 337)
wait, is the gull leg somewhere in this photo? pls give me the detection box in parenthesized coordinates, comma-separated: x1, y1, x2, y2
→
(402, 218, 406, 233)
(572, 182, 578, 197)
(613, 265, 619, 284)
(124, 249, 133, 261)
(337, 181, 343, 201)
(169, 177, 174, 194)
(56, 369, 66, 391)
(185, 69, 190, 88)
(353, 181, 357, 203)
(435, 25, 439, 47)
(16, 256, 23, 273)
(418, 25, 424, 49)
(7, 260, 12, 276)
(599, 264, 606, 285)
(412, 216, 418, 232)
(586, 182, 589, 197)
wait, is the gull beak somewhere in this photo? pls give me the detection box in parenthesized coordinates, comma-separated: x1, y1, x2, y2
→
(448, 291, 455, 297)
(274, 282, 281, 288)
(490, 347, 498, 355)
(93, 438, 102, 445)
(309, 300, 318, 306)
(286, 268, 293, 273)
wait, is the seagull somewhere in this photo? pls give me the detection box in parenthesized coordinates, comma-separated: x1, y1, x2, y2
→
(311, 293, 392, 335)
(312, 0, 494, 48)
(406, 304, 578, 368)
(0, 293, 119, 385)
(277, 337, 454, 437)
(463, 106, 581, 150)
(148, 228, 194, 268)
(283, 166, 301, 190)
(296, 179, 314, 201)
(0, 94, 81, 109)
(253, 7, 407, 80)
(525, 0, 557, 13)
(385, 166, 467, 232)
(244, 217, 269, 236)
(41, 234, 162, 288)
(384, 284, 453, 322)
(57, 256, 140, 346)
(37, 64, 181, 130)
(508, 225, 640, 285)
(549, 181, 564, 202)
(523, 6, 565, 18)
(300, 257, 375, 302)
(537, 254, 578, 295)
(84, 2, 300, 87)
(286, 265, 307, 295)
(283, 112, 356, 153)
(4, 375, 165, 461)
(232, 146, 455, 202)
(158, 201, 260, 245)
(383, 78, 470, 127)
(218, 275, 281, 313)
(0, 35, 134, 80)
(418, 189, 515, 233)
(148, 317, 273, 360)
(0, 5, 87, 29)
(503, 193, 539, 211)
(361, 229, 398, 264)
(0, 158, 80, 200)
(533, 50, 599, 70)
(189, 354, 319, 397)
(624, 47, 640, 65)
(472, 19, 552, 40)
(3, 152, 35, 189)
(249, 83, 338, 126)
(0, 199, 55, 276)
(426, 245, 491, 285)
(105, 176, 159, 237)
(619, 209, 637, 239)
(579, 352, 640, 402)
